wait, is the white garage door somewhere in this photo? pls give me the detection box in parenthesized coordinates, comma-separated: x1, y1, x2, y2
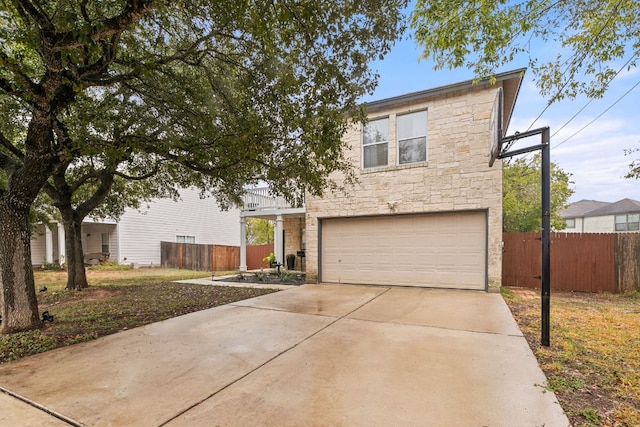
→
(320, 212, 486, 289)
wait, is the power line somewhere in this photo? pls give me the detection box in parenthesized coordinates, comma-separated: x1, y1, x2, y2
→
(526, 0, 626, 131)
(503, 77, 637, 168)
(551, 53, 639, 138)
(554, 78, 640, 149)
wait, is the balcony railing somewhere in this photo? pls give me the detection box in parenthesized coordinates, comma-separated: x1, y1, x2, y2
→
(242, 187, 305, 211)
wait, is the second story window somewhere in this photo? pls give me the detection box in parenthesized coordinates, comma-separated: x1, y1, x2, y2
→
(615, 214, 640, 231)
(397, 110, 427, 165)
(363, 117, 389, 168)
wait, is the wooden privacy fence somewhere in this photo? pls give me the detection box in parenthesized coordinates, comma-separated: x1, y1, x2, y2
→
(161, 242, 239, 272)
(503, 232, 640, 293)
(246, 243, 274, 270)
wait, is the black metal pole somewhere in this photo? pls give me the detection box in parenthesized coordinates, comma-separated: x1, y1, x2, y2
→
(541, 127, 551, 346)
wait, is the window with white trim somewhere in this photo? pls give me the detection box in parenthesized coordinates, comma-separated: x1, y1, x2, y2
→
(565, 218, 575, 229)
(176, 235, 196, 243)
(363, 118, 389, 168)
(397, 110, 427, 164)
(615, 214, 640, 231)
(101, 233, 110, 253)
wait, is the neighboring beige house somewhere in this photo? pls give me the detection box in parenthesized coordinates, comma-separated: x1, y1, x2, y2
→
(240, 69, 525, 292)
(561, 198, 640, 233)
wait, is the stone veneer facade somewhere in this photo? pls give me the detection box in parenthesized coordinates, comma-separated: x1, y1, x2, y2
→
(304, 82, 507, 292)
(283, 217, 305, 270)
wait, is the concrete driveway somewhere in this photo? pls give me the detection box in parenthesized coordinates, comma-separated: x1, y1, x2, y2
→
(0, 284, 569, 426)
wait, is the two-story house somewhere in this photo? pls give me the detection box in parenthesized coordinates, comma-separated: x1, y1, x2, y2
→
(561, 198, 640, 233)
(240, 69, 525, 292)
(31, 188, 240, 267)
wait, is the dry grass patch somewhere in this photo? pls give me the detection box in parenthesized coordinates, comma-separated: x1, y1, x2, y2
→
(0, 268, 278, 363)
(502, 287, 640, 427)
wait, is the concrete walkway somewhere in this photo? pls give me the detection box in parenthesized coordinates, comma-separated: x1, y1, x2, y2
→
(0, 284, 569, 426)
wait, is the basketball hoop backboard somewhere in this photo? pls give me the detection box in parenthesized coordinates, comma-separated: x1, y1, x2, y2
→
(489, 89, 503, 167)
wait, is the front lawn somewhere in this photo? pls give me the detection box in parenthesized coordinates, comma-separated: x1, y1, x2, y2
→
(0, 268, 279, 363)
(502, 287, 640, 427)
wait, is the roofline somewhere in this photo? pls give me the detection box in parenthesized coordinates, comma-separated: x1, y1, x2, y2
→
(569, 210, 640, 219)
(562, 198, 640, 218)
(363, 68, 527, 113)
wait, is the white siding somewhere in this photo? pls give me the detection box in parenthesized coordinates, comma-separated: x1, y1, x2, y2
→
(563, 217, 583, 233)
(116, 188, 240, 266)
(583, 216, 614, 233)
(83, 224, 104, 253)
(30, 224, 47, 265)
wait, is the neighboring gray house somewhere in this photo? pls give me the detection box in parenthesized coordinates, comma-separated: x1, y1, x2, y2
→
(561, 198, 640, 233)
(240, 69, 525, 292)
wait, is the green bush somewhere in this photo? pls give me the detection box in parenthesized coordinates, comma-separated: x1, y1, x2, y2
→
(89, 261, 133, 271)
(262, 252, 276, 266)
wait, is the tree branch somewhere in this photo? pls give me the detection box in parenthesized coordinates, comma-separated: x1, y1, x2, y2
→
(49, 0, 156, 53)
(114, 164, 159, 181)
(41, 180, 62, 206)
(80, 0, 92, 24)
(0, 50, 40, 96)
(77, 34, 122, 82)
(14, 0, 55, 32)
(68, 167, 104, 194)
(0, 76, 15, 94)
(0, 150, 20, 177)
(0, 131, 24, 160)
(52, 118, 78, 158)
(76, 171, 115, 218)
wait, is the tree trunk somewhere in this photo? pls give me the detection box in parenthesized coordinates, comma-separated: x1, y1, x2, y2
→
(46, 168, 117, 291)
(0, 204, 43, 333)
(62, 213, 88, 290)
(0, 111, 54, 333)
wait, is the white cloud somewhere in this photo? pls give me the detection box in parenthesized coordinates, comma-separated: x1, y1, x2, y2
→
(504, 62, 640, 202)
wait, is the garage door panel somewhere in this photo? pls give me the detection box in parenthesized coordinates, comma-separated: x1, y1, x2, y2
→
(321, 212, 486, 289)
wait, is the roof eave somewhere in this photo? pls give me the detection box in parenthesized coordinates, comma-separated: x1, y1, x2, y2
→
(363, 68, 526, 132)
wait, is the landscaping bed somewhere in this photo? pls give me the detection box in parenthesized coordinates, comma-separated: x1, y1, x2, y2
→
(217, 270, 306, 286)
(502, 287, 640, 427)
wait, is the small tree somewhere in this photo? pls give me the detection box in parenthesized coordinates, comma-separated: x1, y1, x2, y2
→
(246, 218, 274, 245)
(503, 155, 574, 232)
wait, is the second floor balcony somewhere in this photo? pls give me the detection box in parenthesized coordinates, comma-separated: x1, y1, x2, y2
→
(242, 187, 305, 212)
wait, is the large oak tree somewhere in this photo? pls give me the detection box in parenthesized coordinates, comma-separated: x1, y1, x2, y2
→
(0, 0, 407, 333)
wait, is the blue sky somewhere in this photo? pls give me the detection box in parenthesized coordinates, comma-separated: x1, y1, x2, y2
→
(361, 28, 640, 204)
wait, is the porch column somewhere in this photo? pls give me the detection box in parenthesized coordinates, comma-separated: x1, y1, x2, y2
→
(45, 226, 54, 264)
(275, 214, 284, 265)
(239, 217, 247, 272)
(57, 223, 66, 265)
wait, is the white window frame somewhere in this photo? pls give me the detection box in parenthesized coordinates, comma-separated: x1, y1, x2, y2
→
(101, 233, 110, 253)
(565, 218, 576, 229)
(176, 235, 196, 243)
(362, 117, 389, 169)
(397, 110, 428, 165)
